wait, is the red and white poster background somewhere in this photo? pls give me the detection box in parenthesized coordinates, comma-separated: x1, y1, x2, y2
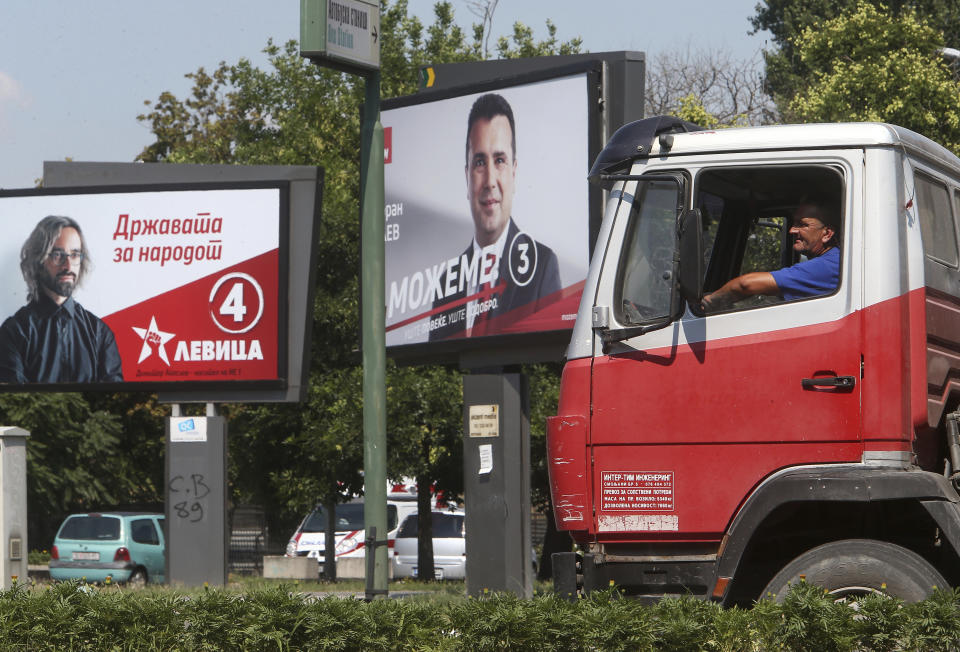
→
(0, 186, 282, 386)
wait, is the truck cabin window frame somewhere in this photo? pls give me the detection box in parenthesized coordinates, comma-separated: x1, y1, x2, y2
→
(914, 169, 959, 268)
(613, 176, 685, 326)
(694, 164, 845, 315)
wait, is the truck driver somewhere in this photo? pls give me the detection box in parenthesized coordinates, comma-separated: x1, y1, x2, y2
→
(701, 201, 840, 311)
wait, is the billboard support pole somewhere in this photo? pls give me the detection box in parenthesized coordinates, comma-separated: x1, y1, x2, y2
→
(360, 69, 388, 600)
(165, 404, 228, 587)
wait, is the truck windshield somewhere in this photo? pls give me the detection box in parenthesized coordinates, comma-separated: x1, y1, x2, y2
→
(616, 179, 683, 324)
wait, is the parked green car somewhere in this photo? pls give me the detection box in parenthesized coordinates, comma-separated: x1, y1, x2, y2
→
(48, 512, 165, 585)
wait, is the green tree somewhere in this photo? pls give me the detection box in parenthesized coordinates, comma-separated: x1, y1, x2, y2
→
(386, 363, 463, 580)
(751, 0, 960, 118)
(671, 94, 722, 129)
(0, 393, 138, 548)
(135, 0, 582, 574)
(137, 39, 367, 558)
(787, 2, 960, 152)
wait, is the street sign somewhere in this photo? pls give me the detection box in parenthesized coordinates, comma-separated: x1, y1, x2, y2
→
(300, 0, 380, 72)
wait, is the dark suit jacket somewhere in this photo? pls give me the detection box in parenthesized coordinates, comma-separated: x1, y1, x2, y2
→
(429, 219, 561, 341)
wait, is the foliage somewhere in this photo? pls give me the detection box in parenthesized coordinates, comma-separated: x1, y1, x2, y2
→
(495, 20, 582, 59)
(751, 0, 960, 119)
(526, 363, 561, 511)
(672, 94, 721, 129)
(0, 393, 146, 548)
(4, 581, 960, 650)
(787, 2, 960, 153)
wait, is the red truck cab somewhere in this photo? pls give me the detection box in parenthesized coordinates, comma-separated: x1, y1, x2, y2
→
(549, 117, 960, 604)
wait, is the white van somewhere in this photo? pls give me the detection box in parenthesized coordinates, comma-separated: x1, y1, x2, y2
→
(284, 481, 419, 564)
(391, 509, 467, 580)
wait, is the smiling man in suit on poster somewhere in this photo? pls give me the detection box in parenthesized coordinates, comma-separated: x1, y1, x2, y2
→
(429, 93, 561, 341)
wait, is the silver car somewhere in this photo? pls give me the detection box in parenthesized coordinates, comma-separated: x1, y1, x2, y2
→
(391, 510, 465, 580)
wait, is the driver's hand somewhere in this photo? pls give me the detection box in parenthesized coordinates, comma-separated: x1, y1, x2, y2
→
(701, 293, 715, 312)
(701, 292, 729, 312)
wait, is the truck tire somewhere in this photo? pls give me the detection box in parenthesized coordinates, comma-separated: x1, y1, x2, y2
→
(761, 538, 946, 603)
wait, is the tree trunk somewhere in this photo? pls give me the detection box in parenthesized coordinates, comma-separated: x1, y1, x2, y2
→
(323, 497, 337, 581)
(416, 476, 435, 581)
(537, 495, 571, 581)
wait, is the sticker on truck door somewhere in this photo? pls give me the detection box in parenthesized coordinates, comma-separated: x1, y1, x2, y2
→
(601, 471, 674, 511)
(599, 472, 678, 531)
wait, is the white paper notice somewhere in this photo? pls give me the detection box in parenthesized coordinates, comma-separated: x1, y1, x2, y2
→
(478, 444, 493, 475)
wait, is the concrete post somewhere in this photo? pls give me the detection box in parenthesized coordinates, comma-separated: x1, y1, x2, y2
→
(166, 412, 228, 586)
(0, 427, 29, 588)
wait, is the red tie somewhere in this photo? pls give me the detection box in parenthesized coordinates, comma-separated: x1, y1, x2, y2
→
(471, 252, 498, 337)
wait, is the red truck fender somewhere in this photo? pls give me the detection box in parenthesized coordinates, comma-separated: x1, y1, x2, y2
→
(715, 465, 960, 604)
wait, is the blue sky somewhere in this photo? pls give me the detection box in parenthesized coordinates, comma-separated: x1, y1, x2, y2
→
(0, 1, 769, 189)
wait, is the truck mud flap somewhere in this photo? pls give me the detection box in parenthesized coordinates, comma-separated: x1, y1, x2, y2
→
(922, 500, 960, 560)
(552, 552, 579, 601)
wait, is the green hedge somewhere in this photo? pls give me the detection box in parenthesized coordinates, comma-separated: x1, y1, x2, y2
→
(2, 580, 960, 651)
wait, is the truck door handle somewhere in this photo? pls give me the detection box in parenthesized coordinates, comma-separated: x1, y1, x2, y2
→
(801, 375, 856, 390)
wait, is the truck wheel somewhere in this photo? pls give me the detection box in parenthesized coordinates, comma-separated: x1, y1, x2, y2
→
(761, 539, 946, 603)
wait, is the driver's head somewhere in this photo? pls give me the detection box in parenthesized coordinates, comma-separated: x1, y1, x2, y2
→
(789, 202, 839, 257)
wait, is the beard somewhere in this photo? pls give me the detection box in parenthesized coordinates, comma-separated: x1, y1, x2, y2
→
(40, 271, 76, 299)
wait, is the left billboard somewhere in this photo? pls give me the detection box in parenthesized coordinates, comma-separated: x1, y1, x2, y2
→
(0, 183, 286, 390)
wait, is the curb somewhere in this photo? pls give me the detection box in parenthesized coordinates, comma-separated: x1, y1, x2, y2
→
(28, 564, 49, 580)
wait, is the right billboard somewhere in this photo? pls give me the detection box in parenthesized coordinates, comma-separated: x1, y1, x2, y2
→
(383, 73, 591, 349)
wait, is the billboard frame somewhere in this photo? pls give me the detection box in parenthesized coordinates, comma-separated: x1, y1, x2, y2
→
(381, 59, 610, 366)
(0, 181, 290, 394)
(42, 161, 323, 403)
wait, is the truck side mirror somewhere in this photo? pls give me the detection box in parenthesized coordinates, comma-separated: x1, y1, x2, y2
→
(677, 208, 703, 305)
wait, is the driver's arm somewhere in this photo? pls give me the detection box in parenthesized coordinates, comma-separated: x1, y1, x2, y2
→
(701, 272, 778, 311)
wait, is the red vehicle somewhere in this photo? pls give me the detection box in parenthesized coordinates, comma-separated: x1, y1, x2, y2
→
(549, 117, 960, 604)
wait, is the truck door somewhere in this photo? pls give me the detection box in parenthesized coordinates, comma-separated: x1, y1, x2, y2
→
(590, 159, 863, 540)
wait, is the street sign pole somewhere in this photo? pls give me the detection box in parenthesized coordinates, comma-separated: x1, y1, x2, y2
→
(299, 0, 385, 598)
(359, 69, 387, 598)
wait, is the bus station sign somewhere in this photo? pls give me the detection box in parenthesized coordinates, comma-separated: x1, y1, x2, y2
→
(300, 0, 380, 72)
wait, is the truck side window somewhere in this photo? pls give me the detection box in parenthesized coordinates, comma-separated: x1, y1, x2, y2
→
(915, 172, 958, 267)
(696, 165, 844, 312)
(616, 179, 683, 324)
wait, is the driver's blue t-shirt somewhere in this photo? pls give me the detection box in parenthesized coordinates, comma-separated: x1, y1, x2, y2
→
(770, 247, 840, 301)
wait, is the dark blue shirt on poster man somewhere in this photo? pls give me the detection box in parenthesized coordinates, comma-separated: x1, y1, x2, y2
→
(0, 294, 123, 384)
(428, 218, 561, 341)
